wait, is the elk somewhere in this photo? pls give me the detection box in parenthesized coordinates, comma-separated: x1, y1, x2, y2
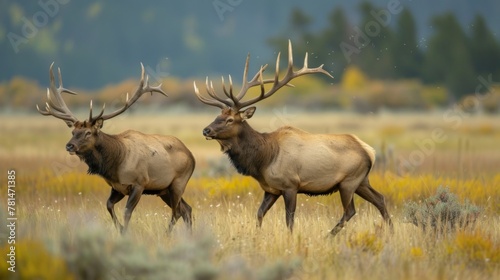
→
(194, 41, 392, 235)
(37, 63, 194, 233)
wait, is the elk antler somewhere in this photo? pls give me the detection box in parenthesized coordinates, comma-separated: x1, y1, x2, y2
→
(89, 63, 167, 122)
(37, 63, 167, 126)
(194, 40, 333, 111)
(36, 62, 79, 127)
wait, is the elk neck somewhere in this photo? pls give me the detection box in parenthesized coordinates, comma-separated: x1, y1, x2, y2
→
(78, 132, 125, 182)
(220, 121, 279, 180)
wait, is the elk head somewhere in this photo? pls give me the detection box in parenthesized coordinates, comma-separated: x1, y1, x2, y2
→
(194, 40, 333, 141)
(37, 63, 166, 156)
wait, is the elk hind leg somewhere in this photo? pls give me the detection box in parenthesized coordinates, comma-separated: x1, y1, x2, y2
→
(355, 178, 392, 227)
(178, 198, 192, 229)
(161, 180, 192, 232)
(160, 192, 192, 232)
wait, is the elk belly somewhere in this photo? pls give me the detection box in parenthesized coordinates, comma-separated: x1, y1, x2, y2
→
(297, 159, 345, 189)
(298, 177, 343, 195)
(273, 139, 346, 193)
(109, 182, 133, 195)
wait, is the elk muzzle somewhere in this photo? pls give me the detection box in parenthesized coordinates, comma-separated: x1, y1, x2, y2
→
(203, 127, 215, 140)
(66, 142, 77, 155)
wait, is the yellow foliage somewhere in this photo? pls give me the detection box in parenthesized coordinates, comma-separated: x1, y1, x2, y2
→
(446, 231, 500, 264)
(14, 168, 500, 215)
(189, 175, 259, 198)
(0, 240, 74, 280)
(410, 247, 424, 259)
(368, 172, 500, 214)
(18, 169, 107, 198)
(421, 86, 449, 107)
(341, 66, 368, 91)
(3, 157, 500, 279)
(347, 231, 383, 254)
(5, 77, 42, 107)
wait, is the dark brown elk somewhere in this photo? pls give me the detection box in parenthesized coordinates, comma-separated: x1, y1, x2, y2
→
(37, 63, 194, 233)
(194, 41, 392, 235)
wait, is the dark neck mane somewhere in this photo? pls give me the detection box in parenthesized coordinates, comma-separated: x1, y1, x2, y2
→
(78, 133, 125, 182)
(220, 122, 278, 180)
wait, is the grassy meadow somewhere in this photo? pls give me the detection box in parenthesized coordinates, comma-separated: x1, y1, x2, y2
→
(1, 111, 500, 279)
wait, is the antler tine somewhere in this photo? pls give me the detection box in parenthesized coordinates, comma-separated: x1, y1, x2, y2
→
(234, 55, 270, 101)
(36, 63, 79, 127)
(228, 75, 239, 103)
(229, 75, 233, 95)
(274, 51, 281, 85)
(45, 89, 65, 114)
(258, 65, 265, 97)
(203, 77, 233, 108)
(221, 75, 238, 101)
(287, 40, 294, 75)
(89, 100, 93, 121)
(193, 81, 226, 109)
(139, 62, 168, 97)
(235, 40, 333, 110)
(221, 76, 230, 98)
(303, 51, 308, 69)
(42, 89, 66, 115)
(89, 100, 106, 122)
(241, 53, 250, 91)
(193, 40, 332, 111)
(296, 53, 333, 78)
(205, 78, 219, 99)
(192, 53, 276, 110)
(207, 79, 218, 99)
(98, 63, 168, 122)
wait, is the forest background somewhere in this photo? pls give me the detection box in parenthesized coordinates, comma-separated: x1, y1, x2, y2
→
(1, 0, 499, 113)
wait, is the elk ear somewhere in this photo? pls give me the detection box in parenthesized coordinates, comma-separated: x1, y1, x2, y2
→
(93, 118, 104, 130)
(65, 121, 74, 128)
(240, 107, 256, 120)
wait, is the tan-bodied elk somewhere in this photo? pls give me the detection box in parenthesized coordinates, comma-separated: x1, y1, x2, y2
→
(194, 40, 392, 235)
(37, 63, 194, 233)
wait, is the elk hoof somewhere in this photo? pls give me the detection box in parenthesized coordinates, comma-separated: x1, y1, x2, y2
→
(118, 225, 126, 235)
(330, 226, 343, 236)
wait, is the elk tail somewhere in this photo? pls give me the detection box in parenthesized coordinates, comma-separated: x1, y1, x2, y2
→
(351, 135, 376, 172)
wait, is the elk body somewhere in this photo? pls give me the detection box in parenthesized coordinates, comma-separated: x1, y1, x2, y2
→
(195, 41, 392, 235)
(37, 64, 194, 233)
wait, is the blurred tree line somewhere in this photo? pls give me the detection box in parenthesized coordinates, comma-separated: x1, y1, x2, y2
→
(269, 2, 500, 100)
(1, 1, 499, 112)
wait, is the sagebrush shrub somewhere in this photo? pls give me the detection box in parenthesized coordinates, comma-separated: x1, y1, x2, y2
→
(403, 186, 481, 232)
(58, 226, 298, 280)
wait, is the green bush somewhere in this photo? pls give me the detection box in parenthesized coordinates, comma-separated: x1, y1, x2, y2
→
(57, 227, 298, 280)
(403, 186, 481, 232)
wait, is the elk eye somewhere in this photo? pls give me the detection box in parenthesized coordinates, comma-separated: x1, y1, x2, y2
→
(226, 118, 234, 125)
(85, 131, 92, 137)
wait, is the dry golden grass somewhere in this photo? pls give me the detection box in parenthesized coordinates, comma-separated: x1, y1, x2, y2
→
(4, 170, 500, 279)
(1, 112, 500, 279)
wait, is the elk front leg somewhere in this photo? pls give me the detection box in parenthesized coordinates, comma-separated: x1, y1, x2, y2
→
(283, 190, 298, 232)
(107, 188, 125, 232)
(122, 185, 144, 234)
(257, 192, 280, 228)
